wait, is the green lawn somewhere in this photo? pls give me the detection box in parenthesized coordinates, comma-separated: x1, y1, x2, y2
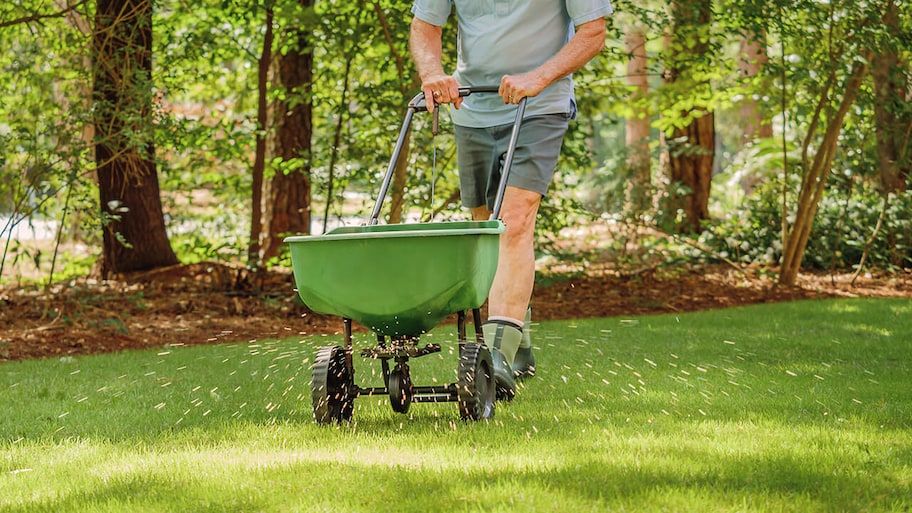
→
(1, 298, 910, 512)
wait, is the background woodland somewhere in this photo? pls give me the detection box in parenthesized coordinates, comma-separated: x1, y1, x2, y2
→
(1, 0, 910, 290)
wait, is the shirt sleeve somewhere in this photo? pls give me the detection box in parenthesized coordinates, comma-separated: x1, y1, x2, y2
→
(411, 0, 453, 27)
(567, 0, 613, 26)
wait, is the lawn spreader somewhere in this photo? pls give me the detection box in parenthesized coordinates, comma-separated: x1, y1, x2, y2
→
(285, 86, 526, 424)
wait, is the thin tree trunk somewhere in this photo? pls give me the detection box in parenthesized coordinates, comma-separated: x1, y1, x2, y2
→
(871, 0, 910, 194)
(665, 0, 715, 234)
(738, 32, 773, 143)
(625, 25, 651, 214)
(738, 31, 772, 196)
(94, 0, 177, 277)
(248, 5, 273, 269)
(779, 55, 871, 286)
(667, 116, 714, 233)
(262, 0, 314, 261)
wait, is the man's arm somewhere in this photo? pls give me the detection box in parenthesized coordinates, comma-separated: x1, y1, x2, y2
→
(499, 18, 606, 104)
(409, 17, 461, 112)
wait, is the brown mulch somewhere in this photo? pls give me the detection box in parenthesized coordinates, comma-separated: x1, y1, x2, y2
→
(1, 262, 909, 362)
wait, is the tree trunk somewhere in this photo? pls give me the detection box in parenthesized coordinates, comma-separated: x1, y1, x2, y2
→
(667, 116, 714, 233)
(261, 0, 314, 261)
(738, 32, 773, 143)
(248, 5, 273, 269)
(871, 0, 910, 194)
(665, 0, 715, 234)
(93, 0, 177, 277)
(625, 25, 651, 213)
(779, 56, 871, 286)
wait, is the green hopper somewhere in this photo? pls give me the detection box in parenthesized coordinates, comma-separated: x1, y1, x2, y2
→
(286, 220, 503, 338)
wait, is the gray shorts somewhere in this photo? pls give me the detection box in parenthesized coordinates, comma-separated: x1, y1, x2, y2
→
(455, 113, 570, 210)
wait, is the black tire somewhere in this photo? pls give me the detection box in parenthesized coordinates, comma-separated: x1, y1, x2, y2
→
(388, 365, 413, 414)
(456, 343, 495, 421)
(311, 346, 354, 424)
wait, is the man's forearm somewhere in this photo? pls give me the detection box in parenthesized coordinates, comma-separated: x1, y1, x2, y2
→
(409, 18, 446, 82)
(535, 19, 606, 88)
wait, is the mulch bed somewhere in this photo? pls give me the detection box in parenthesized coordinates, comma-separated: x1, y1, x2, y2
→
(1, 263, 909, 361)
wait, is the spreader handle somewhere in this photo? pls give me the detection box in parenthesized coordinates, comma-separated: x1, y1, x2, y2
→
(370, 86, 526, 225)
(407, 85, 501, 111)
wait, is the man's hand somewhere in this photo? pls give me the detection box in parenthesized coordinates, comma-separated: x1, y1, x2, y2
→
(499, 72, 548, 105)
(410, 18, 462, 113)
(421, 74, 462, 113)
(499, 18, 606, 105)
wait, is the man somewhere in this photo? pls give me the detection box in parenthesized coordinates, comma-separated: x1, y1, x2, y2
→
(409, 0, 613, 399)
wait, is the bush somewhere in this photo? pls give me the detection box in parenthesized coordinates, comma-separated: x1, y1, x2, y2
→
(704, 180, 912, 272)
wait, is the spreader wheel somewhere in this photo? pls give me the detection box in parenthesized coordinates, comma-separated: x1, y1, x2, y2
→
(311, 346, 354, 424)
(388, 364, 413, 414)
(456, 343, 495, 421)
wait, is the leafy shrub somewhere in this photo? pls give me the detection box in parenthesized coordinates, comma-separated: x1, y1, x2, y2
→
(704, 180, 911, 272)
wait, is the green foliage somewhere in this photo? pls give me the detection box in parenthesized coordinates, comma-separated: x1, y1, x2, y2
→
(703, 178, 786, 265)
(0, 1, 99, 284)
(3, 0, 911, 284)
(704, 177, 912, 271)
(170, 230, 247, 265)
(810, 187, 912, 271)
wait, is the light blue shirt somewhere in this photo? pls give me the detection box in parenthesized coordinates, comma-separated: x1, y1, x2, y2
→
(412, 0, 613, 127)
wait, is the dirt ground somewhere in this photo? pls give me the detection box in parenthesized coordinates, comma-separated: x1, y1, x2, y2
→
(1, 262, 910, 361)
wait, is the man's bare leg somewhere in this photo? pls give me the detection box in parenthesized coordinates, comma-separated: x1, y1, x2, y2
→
(471, 186, 540, 397)
(473, 186, 540, 323)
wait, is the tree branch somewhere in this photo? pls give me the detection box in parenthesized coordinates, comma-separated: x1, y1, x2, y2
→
(0, 0, 90, 29)
(372, 1, 413, 94)
(850, 193, 890, 287)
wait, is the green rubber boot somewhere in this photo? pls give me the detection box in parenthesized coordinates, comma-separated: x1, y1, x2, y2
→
(512, 307, 536, 379)
(482, 321, 521, 401)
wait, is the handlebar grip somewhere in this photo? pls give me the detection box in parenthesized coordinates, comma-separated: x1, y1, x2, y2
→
(409, 85, 505, 110)
(457, 85, 499, 96)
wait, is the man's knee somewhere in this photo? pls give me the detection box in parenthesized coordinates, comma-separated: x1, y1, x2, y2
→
(503, 187, 541, 216)
(499, 188, 541, 240)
